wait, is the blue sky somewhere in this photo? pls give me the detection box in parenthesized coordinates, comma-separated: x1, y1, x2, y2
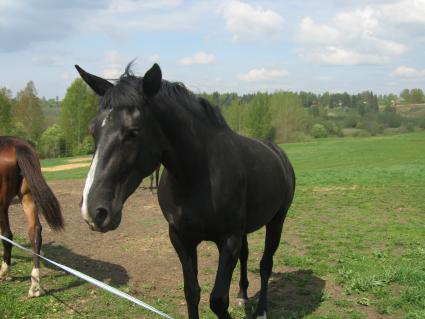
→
(0, 0, 424, 98)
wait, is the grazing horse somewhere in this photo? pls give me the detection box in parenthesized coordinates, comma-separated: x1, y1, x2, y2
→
(76, 63, 295, 319)
(149, 164, 160, 192)
(0, 136, 63, 297)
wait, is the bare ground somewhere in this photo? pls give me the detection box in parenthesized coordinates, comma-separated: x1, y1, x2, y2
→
(41, 163, 90, 172)
(6, 180, 380, 318)
(8, 180, 267, 316)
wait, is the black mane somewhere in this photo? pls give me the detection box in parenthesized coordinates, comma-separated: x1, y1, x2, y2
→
(102, 63, 227, 128)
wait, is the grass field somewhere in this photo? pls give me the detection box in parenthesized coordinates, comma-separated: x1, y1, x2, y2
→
(1, 132, 424, 318)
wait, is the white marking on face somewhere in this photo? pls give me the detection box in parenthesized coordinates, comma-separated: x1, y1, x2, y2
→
(101, 109, 112, 127)
(81, 150, 99, 221)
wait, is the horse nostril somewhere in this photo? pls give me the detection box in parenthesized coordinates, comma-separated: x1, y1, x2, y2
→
(94, 207, 108, 226)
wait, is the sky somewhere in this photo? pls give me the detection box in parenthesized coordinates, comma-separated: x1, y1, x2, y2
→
(0, 0, 425, 98)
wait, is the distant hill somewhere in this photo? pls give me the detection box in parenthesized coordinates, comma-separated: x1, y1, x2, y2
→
(396, 103, 425, 118)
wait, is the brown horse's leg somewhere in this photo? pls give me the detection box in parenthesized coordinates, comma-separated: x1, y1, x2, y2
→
(149, 173, 154, 192)
(20, 180, 43, 297)
(155, 166, 160, 189)
(0, 202, 13, 281)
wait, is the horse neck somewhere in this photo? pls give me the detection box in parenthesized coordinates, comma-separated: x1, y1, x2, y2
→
(151, 97, 214, 183)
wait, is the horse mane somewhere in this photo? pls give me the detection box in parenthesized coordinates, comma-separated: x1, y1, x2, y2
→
(103, 63, 227, 128)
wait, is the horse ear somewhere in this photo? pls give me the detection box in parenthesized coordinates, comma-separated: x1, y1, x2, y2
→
(75, 65, 113, 96)
(142, 63, 162, 98)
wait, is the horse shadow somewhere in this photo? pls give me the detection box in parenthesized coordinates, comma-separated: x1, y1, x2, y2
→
(244, 269, 325, 319)
(40, 242, 129, 294)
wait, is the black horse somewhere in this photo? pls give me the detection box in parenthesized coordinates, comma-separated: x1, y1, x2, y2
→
(76, 63, 295, 319)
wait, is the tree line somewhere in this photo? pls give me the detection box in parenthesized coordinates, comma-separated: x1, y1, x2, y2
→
(1, 79, 424, 158)
(0, 79, 97, 158)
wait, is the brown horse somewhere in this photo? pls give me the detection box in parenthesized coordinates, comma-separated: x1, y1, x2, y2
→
(0, 136, 63, 297)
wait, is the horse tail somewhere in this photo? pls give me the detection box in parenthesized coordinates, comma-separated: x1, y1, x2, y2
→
(15, 144, 64, 231)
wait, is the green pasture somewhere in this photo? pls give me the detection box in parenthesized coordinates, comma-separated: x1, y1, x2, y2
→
(1, 132, 424, 318)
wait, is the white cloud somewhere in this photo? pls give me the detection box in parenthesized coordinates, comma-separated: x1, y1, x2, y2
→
(88, 0, 214, 35)
(299, 17, 340, 45)
(107, 0, 182, 12)
(297, 3, 412, 65)
(179, 52, 215, 65)
(0, 1, 107, 52)
(239, 68, 288, 82)
(102, 50, 128, 79)
(220, 0, 284, 42)
(380, 0, 425, 25)
(392, 66, 425, 78)
(299, 47, 388, 65)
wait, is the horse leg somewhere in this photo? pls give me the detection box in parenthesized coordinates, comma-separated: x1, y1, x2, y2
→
(0, 203, 13, 281)
(236, 234, 249, 306)
(155, 166, 160, 189)
(254, 210, 287, 319)
(21, 192, 43, 297)
(169, 227, 201, 319)
(149, 174, 154, 192)
(210, 234, 242, 319)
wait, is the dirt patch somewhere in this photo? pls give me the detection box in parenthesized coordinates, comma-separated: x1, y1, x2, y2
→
(7, 180, 244, 316)
(41, 163, 90, 172)
(67, 156, 92, 163)
(6, 180, 335, 317)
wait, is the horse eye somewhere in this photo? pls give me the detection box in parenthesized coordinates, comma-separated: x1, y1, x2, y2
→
(123, 129, 140, 140)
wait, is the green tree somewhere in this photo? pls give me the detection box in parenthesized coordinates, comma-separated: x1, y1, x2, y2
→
(39, 124, 66, 158)
(10, 121, 31, 141)
(311, 123, 327, 138)
(222, 100, 247, 134)
(81, 136, 94, 154)
(410, 88, 425, 104)
(246, 93, 273, 139)
(324, 120, 343, 137)
(400, 89, 411, 103)
(270, 92, 308, 143)
(0, 87, 13, 134)
(60, 79, 98, 153)
(320, 92, 331, 107)
(13, 81, 45, 141)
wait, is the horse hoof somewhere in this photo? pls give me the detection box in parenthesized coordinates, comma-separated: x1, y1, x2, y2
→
(255, 313, 267, 319)
(0, 262, 11, 281)
(28, 288, 44, 298)
(0, 275, 11, 282)
(236, 298, 247, 307)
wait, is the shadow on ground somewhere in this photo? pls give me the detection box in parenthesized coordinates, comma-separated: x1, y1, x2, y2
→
(41, 242, 129, 293)
(244, 269, 325, 319)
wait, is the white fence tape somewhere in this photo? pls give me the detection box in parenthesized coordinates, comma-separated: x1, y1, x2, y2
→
(0, 234, 173, 319)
